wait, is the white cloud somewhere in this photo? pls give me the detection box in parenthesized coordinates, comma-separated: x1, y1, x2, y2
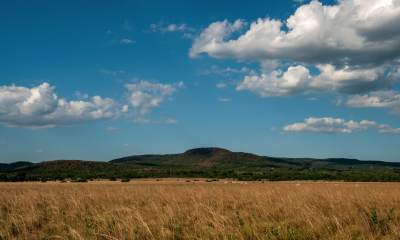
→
(217, 83, 228, 88)
(121, 105, 129, 112)
(132, 117, 178, 124)
(219, 98, 229, 102)
(165, 118, 178, 124)
(271, 127, 278, 131)
(182, 33, 194, 39)
(36, 150, 44, 152)
(92, 96, 119, 110)
(99, 69, 125, 75)
(75, 91, 88, 99)
(0, 142, 5, 144)
(331, 98, 342, 106)
(283, 117, 377, 133)
(190, 0, 400, 68)
(124, 144, 131, 146)
(378, 124, 400, 135)
(150, 22, 195, 33)
(125, 80, 180, 115)
(104, 127, 118, 131)
(307, 98, 317, 101)
(132, 118, 154, 124)
(236, 66, 311, 97)
(189, 19, 245, 59)
(191, 0, 400, 97)
(0, 83, 121, 129)
(236, 65, 398, 97)
(294, 0, 305, 2)
(346, 90, 400, 116)
(199, 65, 252, 76)
(120, 39, 135, 44)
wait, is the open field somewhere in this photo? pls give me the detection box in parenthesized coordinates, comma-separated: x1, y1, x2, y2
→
(1, 180, 400, 239)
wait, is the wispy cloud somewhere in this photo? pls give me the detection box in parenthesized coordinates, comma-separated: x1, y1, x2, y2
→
(36, 150, 44, 152)
(378, 124, 400, 135)
(75, 91, 88, 99)
(216, 83, 228, 89)
(270, 127, 278, 131)
(125, 80, 183, 115)
(124, 144, 131, 146)
(150, 22, 195, 33)
(307, 98, 317, 101)
(123, 20, 133, 31)
(199, 65, 254, 76)
(99, 69, 125, 75)
(0, 142, 5, 145)
(132, 117, 178, 124)
(331, 98, 342, 106)
(104, 127, 118, 131)
(120, 39, 135, 44)
(219, 98, 229, 102)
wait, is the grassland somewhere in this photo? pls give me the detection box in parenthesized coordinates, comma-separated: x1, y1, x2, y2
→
(1, 180, 400, 239)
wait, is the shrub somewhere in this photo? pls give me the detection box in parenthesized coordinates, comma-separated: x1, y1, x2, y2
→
(71, 178, 88, 183)
(121, 179, 130, 182)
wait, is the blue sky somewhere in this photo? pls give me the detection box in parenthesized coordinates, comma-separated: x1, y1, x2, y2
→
(1, 0, 400, 163)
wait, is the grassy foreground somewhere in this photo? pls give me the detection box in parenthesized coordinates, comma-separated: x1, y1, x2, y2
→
(1, 180, 400, 239)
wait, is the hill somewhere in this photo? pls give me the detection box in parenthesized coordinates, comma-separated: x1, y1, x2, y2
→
(2, 147, 400, 182)
(0, 161, 33, 171)
(110, 147, 293, 170)
(111, 147, 400, 170)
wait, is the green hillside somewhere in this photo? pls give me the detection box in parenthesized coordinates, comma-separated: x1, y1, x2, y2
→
(1, 147, 400, 182)
(0, 161, 33, 171)
(111, 147, 400, 170)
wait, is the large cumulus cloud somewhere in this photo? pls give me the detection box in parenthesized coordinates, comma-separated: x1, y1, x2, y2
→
(0, 83, 121, 129)
(236, 65, 399, 97)
(192, 0, 400, 97)
(0, 81, 185, 129)
(190, 0, 400, 68)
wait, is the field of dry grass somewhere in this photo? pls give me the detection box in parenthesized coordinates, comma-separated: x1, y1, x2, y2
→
(1, 180, 400, 239)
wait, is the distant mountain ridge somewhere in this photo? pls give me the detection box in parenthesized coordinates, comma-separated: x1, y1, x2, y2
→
(0, 161, 33, 171)
(110, 147, 400, 170)
(2, 147, 400, 173)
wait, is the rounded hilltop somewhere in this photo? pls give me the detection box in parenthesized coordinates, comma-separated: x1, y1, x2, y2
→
(179, 147, 231, 159)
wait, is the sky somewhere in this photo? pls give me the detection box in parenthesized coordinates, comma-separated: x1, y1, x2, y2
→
(1, 0, 400, 163)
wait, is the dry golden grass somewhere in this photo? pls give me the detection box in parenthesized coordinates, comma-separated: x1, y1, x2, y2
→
(1, 180, 400, 239)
